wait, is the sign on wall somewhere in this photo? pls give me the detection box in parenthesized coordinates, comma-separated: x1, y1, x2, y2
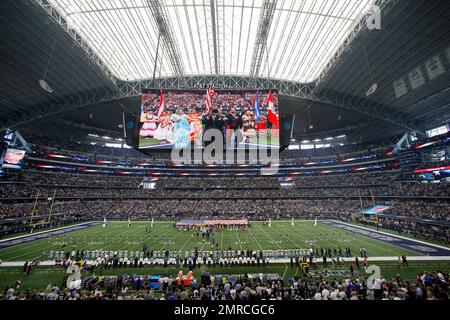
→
(408, 68, 425, 90)
(425, 55, 445, 80)
(393, 78, 408, 98)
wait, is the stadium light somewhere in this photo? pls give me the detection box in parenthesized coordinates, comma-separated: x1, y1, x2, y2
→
(38, 79, 54, 94)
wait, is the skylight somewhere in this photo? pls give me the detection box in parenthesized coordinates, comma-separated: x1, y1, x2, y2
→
(47, 0, 376, 82)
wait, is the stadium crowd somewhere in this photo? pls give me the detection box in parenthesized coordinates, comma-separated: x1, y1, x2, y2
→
(23, 132, 402, 163)
(2, 184, 449, 199)
(0, 199, 359, 220)
(2, 132, 448, 244)
(361, 217, 449, 244)
(2, 169, 449, 196)
(1, 269, 448, 300)
(19, 130, 449, 171)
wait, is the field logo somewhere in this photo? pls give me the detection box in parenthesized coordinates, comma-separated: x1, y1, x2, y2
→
(366, 265, 381, 289)
(66, 264, 82, 290)
(408, 245, 437, 253)
(366, 5, 381, 30)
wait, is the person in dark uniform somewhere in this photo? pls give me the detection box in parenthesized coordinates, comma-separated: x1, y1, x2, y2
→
(202, 105, 225, 149)
(226, 107, 243, 148)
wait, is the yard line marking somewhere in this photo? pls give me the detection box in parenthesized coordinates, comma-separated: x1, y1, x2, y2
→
(247, 226, 263, 250)
(161, 227, 184, 251)
(235, 230, 243, 251)
(3, 223, 113, 261)
(255, 223, 289, 269)
(3, 222, 169, 261)
(321, 220, 426, 257)
(177, 231, 193, 254)
(272, 223, 303, 249)
(282, 265, 289, 280)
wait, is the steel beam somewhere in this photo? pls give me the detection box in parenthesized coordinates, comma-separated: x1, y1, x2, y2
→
(210, 0, 219, 74)
(32, 0, 119, 88)
(146, 0, 185, 78)
(249, 0, 277, 78)
(0, 75, 419, 132)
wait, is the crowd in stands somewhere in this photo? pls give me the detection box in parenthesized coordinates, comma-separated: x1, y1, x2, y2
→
(156, 172, 398, 188)
(1, 132, 448, 243)
(283, 137, 397, 159)
(2, 183, 449, 200)
(2, 171, 400, 190)
(0, 199, 359, 220)
(380, 201, 450, 222)
(24, 132, 399, 163)
(1, 269, 448, 300)
(29, 143, 392, 167)
(4, 169, 446, 193)
(1, 167, 449, 242)
(362, 218, 449, 244)
(23, 133, 142, 158)
(21, 128, 449, 167)
(20, 171, 144, 188)
(142, 91, 277, 114)
(4, 170, 448, 197)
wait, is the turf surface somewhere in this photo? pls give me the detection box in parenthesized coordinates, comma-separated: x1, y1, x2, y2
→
(0, 221, 422, 262)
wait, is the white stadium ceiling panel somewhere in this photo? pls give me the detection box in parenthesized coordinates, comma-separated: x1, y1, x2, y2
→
(47, 0, 376, 82)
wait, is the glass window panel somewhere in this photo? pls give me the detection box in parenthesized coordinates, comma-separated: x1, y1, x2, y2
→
(47, 0, 376, 82)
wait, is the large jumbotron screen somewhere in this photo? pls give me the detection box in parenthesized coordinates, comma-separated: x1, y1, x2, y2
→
(137, 89, 280, 150)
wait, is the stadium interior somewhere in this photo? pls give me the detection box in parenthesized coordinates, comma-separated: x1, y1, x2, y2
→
(0, 0, 449, 303)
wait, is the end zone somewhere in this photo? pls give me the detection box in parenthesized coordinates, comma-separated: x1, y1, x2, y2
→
(321, 220, 450, 256)
(0, 222, 102, 249)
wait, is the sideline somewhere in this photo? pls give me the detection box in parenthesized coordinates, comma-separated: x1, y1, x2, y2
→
(1, 256, 450, 267)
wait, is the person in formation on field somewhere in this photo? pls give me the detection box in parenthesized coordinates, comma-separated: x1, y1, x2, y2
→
(402, 256, 408, 267)
(301, 260, 309, 275)
(312, 256, 317, 270)
(350, 262, 356, 276)
(364, 257, 369, 269)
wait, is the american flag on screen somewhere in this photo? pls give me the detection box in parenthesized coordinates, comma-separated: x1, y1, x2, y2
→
(205, 87, 215, 114)
(157, 90, 165, 117)
(267, 91, 278, 127)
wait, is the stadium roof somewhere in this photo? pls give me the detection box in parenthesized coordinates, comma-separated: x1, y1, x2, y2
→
(46, 0, 376, 82)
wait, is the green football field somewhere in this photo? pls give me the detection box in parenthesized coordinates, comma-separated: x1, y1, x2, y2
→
(0, 221, 424, 262)
(138, 132, 280, 149)
(1, 221, 449, 292)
